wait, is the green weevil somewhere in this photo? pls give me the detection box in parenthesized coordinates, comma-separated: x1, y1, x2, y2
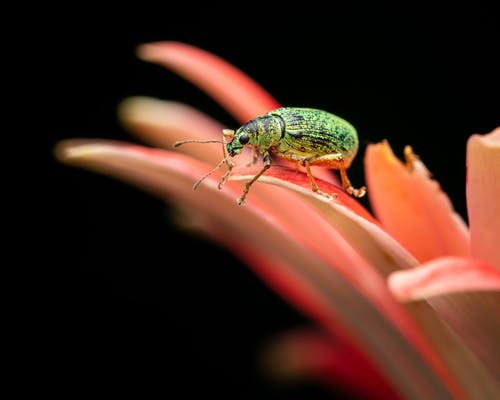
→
(174, 107, 366, 205)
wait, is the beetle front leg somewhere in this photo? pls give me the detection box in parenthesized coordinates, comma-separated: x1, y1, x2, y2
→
(237, 151, 272, 205)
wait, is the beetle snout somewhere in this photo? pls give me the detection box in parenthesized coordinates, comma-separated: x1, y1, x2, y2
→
(227, 142, 243, 157)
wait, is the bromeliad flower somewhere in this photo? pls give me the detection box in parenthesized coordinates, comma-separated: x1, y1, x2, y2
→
(55, 41, 500, 399)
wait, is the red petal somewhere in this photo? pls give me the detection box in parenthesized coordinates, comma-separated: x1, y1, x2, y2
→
(231, 163, 377, 223)
(136, 41, 280, 123)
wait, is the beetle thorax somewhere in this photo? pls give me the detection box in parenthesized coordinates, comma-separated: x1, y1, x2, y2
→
(247, 115, 284, 150)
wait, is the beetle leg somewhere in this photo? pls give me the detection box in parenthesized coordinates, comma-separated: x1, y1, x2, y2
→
(308, 153, 366, 198)
(237, 151, 272, 205)
(217, 132, 236, 189)
(218, 158, 234, 189)
(303, 160, 336, 200)
(338, 159, 366, 198)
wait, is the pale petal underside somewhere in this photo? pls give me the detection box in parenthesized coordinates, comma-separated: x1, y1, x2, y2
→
(466, 127, 500, 270)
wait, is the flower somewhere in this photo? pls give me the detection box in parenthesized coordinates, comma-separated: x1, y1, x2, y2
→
(55, 41, 500, 399)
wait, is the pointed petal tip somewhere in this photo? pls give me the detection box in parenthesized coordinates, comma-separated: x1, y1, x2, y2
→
(365, 139, 470, 263)
(117, 96, 175, 126)
(135, 41, 175, 62)
(54, 139, 95, 163)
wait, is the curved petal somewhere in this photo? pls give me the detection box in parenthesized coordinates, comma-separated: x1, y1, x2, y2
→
(364, 140, 470, 262)
(388, 256, 500, 301)
(466, 127, 500, 270)
(55, 139, 485, 399)
(136, 41, 280, 123)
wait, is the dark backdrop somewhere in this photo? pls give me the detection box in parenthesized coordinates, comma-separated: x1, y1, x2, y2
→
(39, 3, 498, 399)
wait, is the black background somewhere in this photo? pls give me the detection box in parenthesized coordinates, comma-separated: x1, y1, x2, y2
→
(37, 3, 498, 399)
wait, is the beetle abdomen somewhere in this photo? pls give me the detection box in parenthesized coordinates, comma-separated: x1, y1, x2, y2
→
(268, 107, 358, 161)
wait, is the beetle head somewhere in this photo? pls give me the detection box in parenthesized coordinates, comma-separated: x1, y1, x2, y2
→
(226, 126, 251, 157)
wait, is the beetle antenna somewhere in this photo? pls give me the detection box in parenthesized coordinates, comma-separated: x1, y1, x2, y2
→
(193, 158, 227, 190)
(173, 139, 222, 147)
(193, 128, 235, 190)
(217, 129, 236, 188)
(175, 128, 236, 191)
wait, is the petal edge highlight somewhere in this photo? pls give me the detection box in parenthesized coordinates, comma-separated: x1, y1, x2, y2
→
(388, 256, 500, 301)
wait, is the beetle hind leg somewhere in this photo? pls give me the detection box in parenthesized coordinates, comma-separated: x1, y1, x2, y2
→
(304, 160, 337, 200)
(307, 153, 366, 198)
(338, 159, 366, 198)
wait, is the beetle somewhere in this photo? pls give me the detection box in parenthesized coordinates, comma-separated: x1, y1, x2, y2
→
(174, 107, 366, 205)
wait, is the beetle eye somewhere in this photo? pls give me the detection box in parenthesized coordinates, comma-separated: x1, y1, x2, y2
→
(239, 134, 249, 145)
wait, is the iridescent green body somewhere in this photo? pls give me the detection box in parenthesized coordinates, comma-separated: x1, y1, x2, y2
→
(175, 106, 365, 205)
(227, 107, 359, 169)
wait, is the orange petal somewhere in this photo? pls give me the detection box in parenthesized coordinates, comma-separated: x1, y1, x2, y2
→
(364, 140, 470, 262)
(56, 139, 482, 399)
(136, 41, 280, 123)
(388, 256, 500, 301)
(466, 127, 500, 270)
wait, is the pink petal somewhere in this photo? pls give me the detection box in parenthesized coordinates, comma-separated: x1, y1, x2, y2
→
(259, 327, 400, 399)
(466, 127, 500, 270)
(56, 139, 484, 399)
(388, 256, 500, 301)
(136, 41, 280, 124)
(364, 140, 470, 262)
